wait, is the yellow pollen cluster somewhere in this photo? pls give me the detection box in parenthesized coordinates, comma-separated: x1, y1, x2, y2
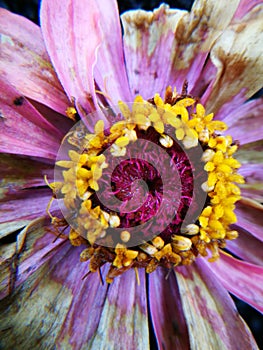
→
(48, 86, 244, 282)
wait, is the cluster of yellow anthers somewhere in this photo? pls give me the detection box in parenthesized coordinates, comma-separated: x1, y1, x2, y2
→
(49, 86, 244, 281)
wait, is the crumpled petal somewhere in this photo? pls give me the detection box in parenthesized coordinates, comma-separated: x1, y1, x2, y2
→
(202, 3, 263, 114)
(176, 260, 258, 349)
(148, 267, 190, 350)
(40, 0, 109, 128)
(0, 78, 61, 159)
(208, 252, 263, 313)
(0, 217, 67, 300)
(88, 268, 149, 350)
(122, 0, 239, 99)
(122, 5, 186, 98)
(0, 8, 68, 115)
(0, 234, 149, 350)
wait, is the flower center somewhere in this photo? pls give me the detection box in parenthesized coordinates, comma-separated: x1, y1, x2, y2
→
(49, 86, 244, 283)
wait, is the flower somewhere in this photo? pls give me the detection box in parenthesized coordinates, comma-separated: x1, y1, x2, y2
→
(0, 0, 263, 349)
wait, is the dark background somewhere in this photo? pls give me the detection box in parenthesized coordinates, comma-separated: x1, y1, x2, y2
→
(0, 0, 262, 348)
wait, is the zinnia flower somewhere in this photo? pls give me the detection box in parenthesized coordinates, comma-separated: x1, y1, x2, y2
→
(0, 0, 263, 349)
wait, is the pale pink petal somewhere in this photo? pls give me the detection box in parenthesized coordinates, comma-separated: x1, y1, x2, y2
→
(0, 8, 68, 115)
(227, 225, 263, 266)
(0, 78, 61, 159)
(93, 0, 132, 104)
(40, 0, 108, 127)
(122, 0, 239, 99)
(235, 201, 263, 242)
(176, 260, 258, 349)
(207, 253, 263, 313)
(234, 0, 263, 20)
(221, 98, 263, 145)
(149, 267, 190, 349)
(202, 3, 263, 114)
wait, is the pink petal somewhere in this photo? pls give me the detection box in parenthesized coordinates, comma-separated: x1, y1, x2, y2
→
(176, 260, 258, 349)
(40, 0, 109, 127)
(93, 0, 132, 104)
(0, 78, 61, 159)
(235, 201, 263, 242)
(202, 4, 263, 114)
(222, 97, 263, 145)
(0, 8, 68, 115)
(0, 188, 52, 230)
(208, 253, 263, 313)
(227, 225, 263, 266)
(149, 267, 190, 350)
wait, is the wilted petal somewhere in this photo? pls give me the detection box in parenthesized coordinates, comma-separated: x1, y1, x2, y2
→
(90, 269, 149, 350)
(235, 200, 263, 242)
(203, 3, 263, 114)
(0, 8, 68, 115)
(122, 5, 186, 98)
(176, 260, 258, 349)
(149, 267, 190, 350)
(122, 0, 240, 98)
(0, 242, 16, 300)
(0, 240, 149, 350)
(0, 241, 73, 349)
(208, 253, 263, 313)
(40, 0, 108, 127)
(227, 225, 263, 266)
(0, 78, 61, 158)
(169, 0, 240, 92)
(0, 217, 67, 300)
